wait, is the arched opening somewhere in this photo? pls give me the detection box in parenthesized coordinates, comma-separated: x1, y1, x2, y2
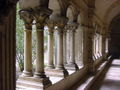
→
(49, 0, 61, 16)
(109, 15, 120, 59)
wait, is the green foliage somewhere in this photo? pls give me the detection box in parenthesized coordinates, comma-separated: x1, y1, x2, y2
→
(16, 4, 24, 71)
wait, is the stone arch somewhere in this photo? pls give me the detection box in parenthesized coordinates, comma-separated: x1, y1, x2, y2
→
(108, 15, 120, 58)
(103, 0, 120, 29)
(49, 0, 61, 15)
(77, 13, 82, 24)
(109, 14, 120, 33)
(49, 0, 68, 16)
(66, 5, 74, 22)
(77, 11, 87, 25)
(66, 5, 79, 23)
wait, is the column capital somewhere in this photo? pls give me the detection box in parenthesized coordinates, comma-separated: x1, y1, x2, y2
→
(50, 16, 68, 34)
(19, 9, 34, 30)
(33, 7, 52, 29)
(50, 15, 68, 28)
(46, 19, 55, 35)
(66, 22, 79, 33)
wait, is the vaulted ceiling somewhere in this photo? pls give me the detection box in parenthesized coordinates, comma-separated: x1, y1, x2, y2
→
(95, 0, 120, 26)
(19, 0, 120, 27)
(71, 0, 120, 27)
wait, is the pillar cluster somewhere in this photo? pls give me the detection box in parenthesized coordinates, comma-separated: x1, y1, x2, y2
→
(17, 0, 109, 89)
(17, 8, 53, 89)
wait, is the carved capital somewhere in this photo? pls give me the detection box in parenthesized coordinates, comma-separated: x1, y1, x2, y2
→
(47, 19, 55, 29)
(50, 15, 68, 29)
(49, 15, 68, 34)
(48, 29, 54, 35)
(33, 7, 52, 29)
(19, 9, 34, 30)
(66, 22, 79, 33)
(56, 27, 64, 35)
(47, 20, 55, 35)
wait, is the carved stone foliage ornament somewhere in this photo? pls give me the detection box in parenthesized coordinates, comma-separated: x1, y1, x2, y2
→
(49, 15, 68, 34)
(66, 22, 79, 32)
(19, 7, 52, 29)
(50, 15, 68, 28)
(33, 7, 52, 29)
(19, 10, 34, 30)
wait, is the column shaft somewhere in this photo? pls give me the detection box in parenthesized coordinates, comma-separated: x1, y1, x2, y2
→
(102, 35, 106, 60)
(65, 23, 79, 71)
(23, 30, 33, 76)
(47, 30, 54, 68)
(56, 31, 64, 69)
(63, 31, 67, 64)
(69, 31, 75, 64)
(66, 31, 70, 62)
(34, 29, 45, 77)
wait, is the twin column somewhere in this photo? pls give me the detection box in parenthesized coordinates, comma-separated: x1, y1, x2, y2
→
(65, 23, 79, 70)
(46, 17, 68, 70)
(19, 8, 52, 77)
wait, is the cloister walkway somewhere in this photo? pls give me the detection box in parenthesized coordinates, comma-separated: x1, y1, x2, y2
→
(86, 59, 120, 90)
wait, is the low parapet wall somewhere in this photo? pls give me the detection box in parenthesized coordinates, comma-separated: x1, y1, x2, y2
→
(46, 67, 88, 90)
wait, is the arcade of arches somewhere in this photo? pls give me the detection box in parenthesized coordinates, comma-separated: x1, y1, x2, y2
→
(1, 0, 120, 90)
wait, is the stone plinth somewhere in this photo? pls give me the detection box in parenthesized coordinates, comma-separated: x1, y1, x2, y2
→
(65, 63, 79, 71)
(45, 69, 68, 78)
(17, 76, 52, 90)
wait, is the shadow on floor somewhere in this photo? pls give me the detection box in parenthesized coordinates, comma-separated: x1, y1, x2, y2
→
(87, 59, 120, 90)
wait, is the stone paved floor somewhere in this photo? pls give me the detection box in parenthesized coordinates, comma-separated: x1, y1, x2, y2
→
(89, 59, 120, 90)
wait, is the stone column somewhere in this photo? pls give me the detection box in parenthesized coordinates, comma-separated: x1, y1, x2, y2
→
(34, 27, 45, 77)
(87, 28, 95, 74)
(83, 9, 95, 74)
(101, 34, 106, 60)
(19, 10, 33, 77)
(33, 8, 52, 78)
(105, 36, 110, 57)
(66, 29, 70, 63)
(76, 25, 83, 66)
(56, 28, 64, 69)
(106, 37, 109, 53)
(47, 23, 54, 69)
(66, 23, 79, 71)
(63, 29, 67, 64)
(70, 27, 76, 64)
(99, 34, 102, 57)
(54, 16, 68, 77)
(93, 34, 96, 60)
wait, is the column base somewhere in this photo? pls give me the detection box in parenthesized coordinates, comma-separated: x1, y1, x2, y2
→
(34, 72, 46, 78)
(46, 65, 55, 69)
(17, 75, 52, 90)
(65, 63, 79, 71)
(45, 68, 69, 78)
(22, 71, 33, 77)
